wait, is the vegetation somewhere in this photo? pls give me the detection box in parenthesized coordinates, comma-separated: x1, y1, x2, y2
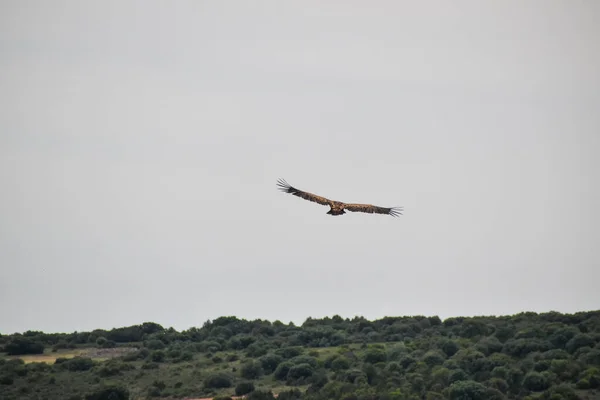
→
(1, 311, 600, 399)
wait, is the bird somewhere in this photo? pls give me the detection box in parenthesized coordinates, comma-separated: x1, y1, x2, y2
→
(276, 178, 403, 217)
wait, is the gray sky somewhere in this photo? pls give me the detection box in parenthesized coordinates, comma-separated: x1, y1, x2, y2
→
(1, 1, 599, 335)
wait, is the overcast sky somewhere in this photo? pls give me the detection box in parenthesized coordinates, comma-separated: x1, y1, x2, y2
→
(1, 1, 599, 335)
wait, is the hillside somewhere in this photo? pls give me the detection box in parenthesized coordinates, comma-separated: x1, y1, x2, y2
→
(1, 311, 599, 400)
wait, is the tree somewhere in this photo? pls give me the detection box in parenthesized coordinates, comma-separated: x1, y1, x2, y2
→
(4, 337, 44, 355)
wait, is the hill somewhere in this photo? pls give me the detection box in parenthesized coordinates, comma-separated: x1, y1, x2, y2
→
(1, 311, 600, 400)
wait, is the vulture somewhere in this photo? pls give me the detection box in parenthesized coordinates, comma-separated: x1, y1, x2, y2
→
(277, 178, 403, 217)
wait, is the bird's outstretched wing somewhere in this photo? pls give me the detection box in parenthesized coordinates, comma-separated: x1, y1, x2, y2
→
(276, 178, 332, 206)
(344, 203, 403, 217)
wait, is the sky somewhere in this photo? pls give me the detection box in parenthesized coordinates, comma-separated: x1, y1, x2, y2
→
(1, 1, 599, 335)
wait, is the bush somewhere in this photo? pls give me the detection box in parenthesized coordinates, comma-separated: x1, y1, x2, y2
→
(177, 351, 194, 362)
(363, 348, 386, 364)
(247, 390, 276, 400)
(84, 385, 129, 400)
(448, 380, 488, 400)
(199, 340, 222, 352)
(331, 356, 350, 371)
(290, 355, 318, 367)
(96, 361, 135, 377)
(275, 347, 303, 359)
(59, 357, 95, 372)
(475, 336, 503, 356)
(274, 361, 294, 380)
(151, 350, 165, 362)
(259, 353, 283, 374)
(123, 348, 149, 361)
(146, 339, 165, 350)
(423, 350, 446, 366)
(141, 362, 159, 370)
(204, 372, 233, 388)
(287, 363, 314, 380)
(277, 388, 303, 400)
(52, 340, 73, 351)
(522, 371, 549, 391)
(241, 360, 263, 379)
(566, 334, 595, 354)
(235, 381, 255, 396)
(439, 339, 460, 357)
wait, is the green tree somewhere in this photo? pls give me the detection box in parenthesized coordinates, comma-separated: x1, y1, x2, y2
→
(4, 337, 44, 355)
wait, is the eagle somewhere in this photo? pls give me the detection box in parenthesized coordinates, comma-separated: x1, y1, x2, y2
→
(277, 178, 403, 217)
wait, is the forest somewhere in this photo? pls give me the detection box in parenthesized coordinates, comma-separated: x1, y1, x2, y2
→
(1, 310, 599, 400)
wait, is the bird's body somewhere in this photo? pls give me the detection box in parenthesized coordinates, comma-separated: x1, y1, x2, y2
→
(276, 178, 402, 218)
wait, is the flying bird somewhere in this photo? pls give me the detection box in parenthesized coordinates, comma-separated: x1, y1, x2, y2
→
(276, 178, 403, 217)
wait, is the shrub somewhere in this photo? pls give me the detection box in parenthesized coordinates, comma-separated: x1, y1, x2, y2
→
(439, 339, 460, 357)
(448, 380, 488, 400)
(522, 371, 549, 391)
(151, 350, 165, 362)
(96, 361, 135, 377)
(363, 348, 386, 364)
(59, 357, 95, 372)
(241, 360, 263, 379)
(247, 390, 276, 400)
(274, 361, 294, 380)
(146, 340, 166, 350)
(566, 334, 595, 354)
(141, 362, 159, 370)
(423, 350, 446, 366)
(331, 356, 350, 371)
(235, 381, 255, 396)
(290, 355, 318, 367)
(204, 372, 233, 388)
(259, 353, 283, 374)
(275, 347, 303, 359)
(84, 385, 129, 400)
(287, 363, 314, 380)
